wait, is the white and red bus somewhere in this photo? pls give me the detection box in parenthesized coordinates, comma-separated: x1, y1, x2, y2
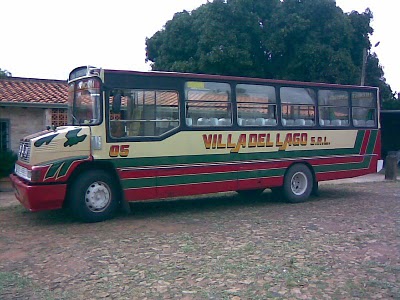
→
(10, 66, 382, 222)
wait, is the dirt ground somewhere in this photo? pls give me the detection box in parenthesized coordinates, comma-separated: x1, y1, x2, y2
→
(0, 178, 399, 299)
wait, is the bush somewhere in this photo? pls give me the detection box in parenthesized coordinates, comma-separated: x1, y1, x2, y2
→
(0, 150, 17, 178)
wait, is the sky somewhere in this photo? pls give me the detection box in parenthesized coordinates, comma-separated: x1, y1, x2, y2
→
(1, 0, 399, 93)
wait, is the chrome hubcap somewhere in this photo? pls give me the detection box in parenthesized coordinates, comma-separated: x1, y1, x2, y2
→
(85, 181, 111, 212)
(290, 172, 308, 195)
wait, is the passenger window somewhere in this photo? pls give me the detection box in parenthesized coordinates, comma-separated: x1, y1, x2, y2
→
(185, 81, 232, 127)
(318, 90, 349, 127)
(109, 90, 179, 138)
(236, 84, 277, 126)
(352, 92, 376, 127)
(280, 87, 316, 126)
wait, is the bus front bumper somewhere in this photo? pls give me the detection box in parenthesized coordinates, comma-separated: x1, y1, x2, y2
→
(10, 174, 67, 212)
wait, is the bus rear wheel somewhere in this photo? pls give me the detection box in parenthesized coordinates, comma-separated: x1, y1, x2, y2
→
(68, 170, 119, 222)
(283, 164, 313, 203)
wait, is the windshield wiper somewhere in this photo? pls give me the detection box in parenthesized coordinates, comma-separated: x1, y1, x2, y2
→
(71, 113, 79, 125)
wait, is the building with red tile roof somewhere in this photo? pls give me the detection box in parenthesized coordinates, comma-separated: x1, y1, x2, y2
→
(0, 77, 68, 153)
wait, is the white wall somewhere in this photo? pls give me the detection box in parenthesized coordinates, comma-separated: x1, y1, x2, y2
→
(0, 106, 47, 153)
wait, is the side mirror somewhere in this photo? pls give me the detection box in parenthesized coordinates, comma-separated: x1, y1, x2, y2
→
(112, 93, 122, 113)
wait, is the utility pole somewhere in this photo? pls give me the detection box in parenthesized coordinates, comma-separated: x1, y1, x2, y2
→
(360, 48, 367, 86)
(360, 42, 380, 86)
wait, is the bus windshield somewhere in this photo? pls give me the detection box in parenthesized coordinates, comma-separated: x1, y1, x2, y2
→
(68, 78, 102, 125)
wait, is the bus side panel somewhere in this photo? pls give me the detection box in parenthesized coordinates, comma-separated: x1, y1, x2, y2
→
(157, 180, 238, 199)
(114, 129, 380, 201)
(314, 129, 380, 182)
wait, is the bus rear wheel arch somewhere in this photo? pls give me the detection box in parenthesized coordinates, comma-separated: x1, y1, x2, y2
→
(282, 163, 314, 203)
(68, 169, 120, 222)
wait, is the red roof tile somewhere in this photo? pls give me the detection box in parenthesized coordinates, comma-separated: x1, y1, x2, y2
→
(0, 77, 68, 105)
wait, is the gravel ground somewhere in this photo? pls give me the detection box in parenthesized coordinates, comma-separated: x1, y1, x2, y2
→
(0, 179, 399, 300)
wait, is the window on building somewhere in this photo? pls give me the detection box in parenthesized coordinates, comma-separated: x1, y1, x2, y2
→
(0, 119, 10, 151)
(51, 108, 68, 126)
(318, 90, 350, 127)
(185, 81, 232, 127)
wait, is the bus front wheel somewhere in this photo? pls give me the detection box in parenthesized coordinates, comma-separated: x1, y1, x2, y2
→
(68, 170, 119, 222)
(283, 164, 313, 203)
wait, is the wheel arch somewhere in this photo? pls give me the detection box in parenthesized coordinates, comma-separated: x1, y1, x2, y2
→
(64, 160, 123, 208)
(284, 161, 317, 185)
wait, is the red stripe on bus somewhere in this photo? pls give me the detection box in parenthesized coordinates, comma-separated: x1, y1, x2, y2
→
(316, 168, 372, 181)
(124, 165, 376, 202)
(237, 176, 283, 190)
(118, 155, 367, 180)
(124, 186, 157, 201)
(359, 130, 371, 155)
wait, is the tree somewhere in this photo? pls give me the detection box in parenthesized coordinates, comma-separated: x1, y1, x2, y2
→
(0, 68, 11, 78)
(146, 0, 393, 100)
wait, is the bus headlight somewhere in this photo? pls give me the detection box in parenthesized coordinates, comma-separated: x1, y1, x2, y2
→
(15, 165, 42, 182)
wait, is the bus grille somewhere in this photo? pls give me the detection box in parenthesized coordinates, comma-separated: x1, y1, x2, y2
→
(18, 140, 31, 163)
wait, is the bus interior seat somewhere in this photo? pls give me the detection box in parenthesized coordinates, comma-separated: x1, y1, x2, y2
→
(209, 118, 219, 126)
(354, 119, 366, 127)
(294, 119, 305, 126)
(255, 118, 265, 126)
(287, 119, 295, 126)
(366, 120, 375, 127)
(320, 119, 330, 126)
(197, 118, 209, 126)
(265, 119, 277, 126)
(304, 119, 314, 126)
(218, 118, 231, 126)
(245, 119, 256, 126)
(186, 118, 193, 126)
(341, 120, 349, 126)
(238, 118, 244, 126)
(331, 119, 341, 126)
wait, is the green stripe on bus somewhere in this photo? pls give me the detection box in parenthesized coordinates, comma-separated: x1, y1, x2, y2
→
(45, 156, 88, 179)
(122, 168, 285, 188)
(111, 130, 368, 169)
(366, 130, 378, 155)
(158, 171, 234, 186)
(314, 156, 371, 173)
(120, 156, 372, 190)
(237, 168, 285, 180)
(121, 178, 156, 189)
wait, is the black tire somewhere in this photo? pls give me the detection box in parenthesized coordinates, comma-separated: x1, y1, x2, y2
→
(311, 180, 319, 196)
(283, 164, 313, 203)
(68, 170, 120, 222)
(237, 188, 265, 198)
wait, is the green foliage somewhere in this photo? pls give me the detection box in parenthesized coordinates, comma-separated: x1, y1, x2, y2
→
(0, 68, 12, 78)
(382, 99, 400, 110)
(0, 150, 17, 178)
(145, 0, 392, 98)
(365, 53, 395, 102)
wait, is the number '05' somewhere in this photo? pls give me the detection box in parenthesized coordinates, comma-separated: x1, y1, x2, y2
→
(109, 145, 130, 157)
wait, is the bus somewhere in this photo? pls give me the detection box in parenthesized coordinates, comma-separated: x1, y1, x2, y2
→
(10, 66, 382, 222)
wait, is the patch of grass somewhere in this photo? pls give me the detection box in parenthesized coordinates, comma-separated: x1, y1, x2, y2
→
(0, 271, 31, 292)
(0, 271, 75, 300)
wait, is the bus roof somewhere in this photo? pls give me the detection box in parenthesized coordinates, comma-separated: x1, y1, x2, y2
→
(69, 65, 378, 91)
(103, 68, 378, 91)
